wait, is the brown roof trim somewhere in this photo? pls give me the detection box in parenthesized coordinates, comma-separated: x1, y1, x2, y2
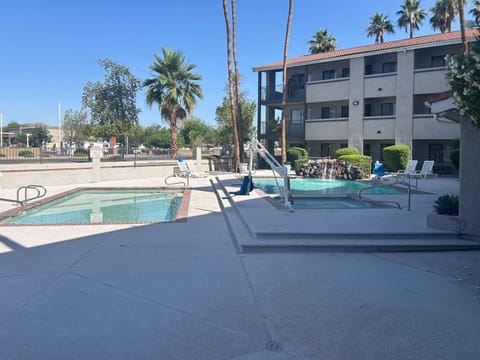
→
(253, 29, 479, 72)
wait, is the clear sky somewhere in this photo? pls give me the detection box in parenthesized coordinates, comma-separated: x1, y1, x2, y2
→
(0, 0, 475, 128)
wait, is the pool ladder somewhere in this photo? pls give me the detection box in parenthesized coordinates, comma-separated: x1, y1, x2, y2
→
(358, 185, 403, 210)
(0, 185, 47, 210)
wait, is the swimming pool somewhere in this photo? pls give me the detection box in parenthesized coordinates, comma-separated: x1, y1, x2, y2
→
(254, 178, 402, 196)
(0, 188, 185, 225)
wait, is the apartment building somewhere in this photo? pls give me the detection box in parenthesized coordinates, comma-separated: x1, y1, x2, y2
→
(253, 29, 478, 174)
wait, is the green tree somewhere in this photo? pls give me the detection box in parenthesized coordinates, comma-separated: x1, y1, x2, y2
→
(30, 126, 52, 147)
(82, 58, 141, 142)
(430, 0, 458, 33)
(366, 12, 395, 43)
(307, 29, 337, 54)
(63, 109, 88, 149)
(215, 93, 256, 148)
(143, 125, 172, 148)
(179, 119, 216, 148)
(397, 0, 427, 38)
(470, 0, 480, 25)
(144, 48, 203, 159)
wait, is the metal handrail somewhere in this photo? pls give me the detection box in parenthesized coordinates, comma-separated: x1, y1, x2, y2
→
(0, 197, 25, 211)
(358, 185, 402, 209)
(17, 185, 47, 203)
(164, 174, 188, 187)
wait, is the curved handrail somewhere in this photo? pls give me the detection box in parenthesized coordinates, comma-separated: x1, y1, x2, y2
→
(0, 197, 25, 211)
(358, 185, 402, 209)
(164, 174, 188, 187)
(17, 185, 47, 203)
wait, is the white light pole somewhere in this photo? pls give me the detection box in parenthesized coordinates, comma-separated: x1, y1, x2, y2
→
(26, 133, 31, 148)
(0, 113, 3, 148)
(58, 101, 61, 154)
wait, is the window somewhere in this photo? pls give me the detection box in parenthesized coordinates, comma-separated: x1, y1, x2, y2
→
(320, 143, 332, 157)
(322, 70, 336, 80)
(291, 74, 305, 89)
(382, 62, 397, 73)
(365, 64, 373, 75)
(291, 109, 304, 124)
(431, 55, 446, 68)
(364, 104, 372, 116)
(342, 68, 350, 78)
(363, 143, 371, 156)
(381, 103, 394, 116)
(429, 144, 444, 163)
(321, 107, 336, 119)
(341, 105, 349, 118)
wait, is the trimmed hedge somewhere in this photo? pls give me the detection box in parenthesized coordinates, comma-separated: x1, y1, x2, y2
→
(338, 154, 372, 176)
(335, 147, 359, 158)
(294, 158, 309, 172)
(382, 144, 411, 172)
(286, 147, 308, 164)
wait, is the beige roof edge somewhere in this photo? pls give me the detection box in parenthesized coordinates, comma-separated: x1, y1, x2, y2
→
(252, 29, 479, 72)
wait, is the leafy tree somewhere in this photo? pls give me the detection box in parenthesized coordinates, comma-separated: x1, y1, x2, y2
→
(446, 38, 480, 127)
(366, 12, 395, 43)
(63, 109, 88, 149)
(307, 29, 337, 54)
(30, 126, 52, 147)
(5, 122, 21, 131)
(144, 48, 203, 159)
(397, 0, 427, 38)
(179, 119, 216, 148)
(143, 125, 174, 149)
(82, 58, 141, 142)
(430, 0, 458, 33)
(215, 93, 256, 148)
(470, 0, 480, 26)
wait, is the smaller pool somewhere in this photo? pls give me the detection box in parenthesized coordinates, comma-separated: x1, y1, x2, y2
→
(273, 195, 374, 209)
(254, 178, 403, 196)
(0, 188, 185, 225)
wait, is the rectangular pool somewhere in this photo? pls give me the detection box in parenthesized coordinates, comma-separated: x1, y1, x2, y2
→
(0, 188, 185, 225)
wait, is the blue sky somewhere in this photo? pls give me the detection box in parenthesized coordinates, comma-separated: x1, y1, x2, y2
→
(0, 0, 475, 128)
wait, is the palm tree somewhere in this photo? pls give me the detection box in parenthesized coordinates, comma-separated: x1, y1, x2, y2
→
(307, 29, 337, 54)
(281, 0, 294, 165)
(430, 0, 457, 33)
(458, 0, 468, 51)
(231, 0, 244, 163)
(144, 48, 203, 159)
(470, 0, 480, 26)
(397, 0, 427, 38)
(222, 0, 240, 170)
(366, 12, 395, 43)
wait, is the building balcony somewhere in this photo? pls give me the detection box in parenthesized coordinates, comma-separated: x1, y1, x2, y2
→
(414, 67, 450, 94)
(306, 77, 349, 103)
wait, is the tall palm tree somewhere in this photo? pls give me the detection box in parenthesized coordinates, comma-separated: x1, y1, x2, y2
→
(430, 0, 457, 33)
(222, 0, 240, 170)
(144, 48, 203, 159)
(366, 12, 395, 43)
(458, 0, 468, 51)
(281, 0, 294, 165)
(397, 0, 427, 38)
(470, 0, 480, 26)
(231, 0, 244, 163)
(307, 29, 337, 54)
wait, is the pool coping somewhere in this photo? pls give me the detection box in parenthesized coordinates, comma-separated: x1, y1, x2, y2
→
(0, 186, 191, 226)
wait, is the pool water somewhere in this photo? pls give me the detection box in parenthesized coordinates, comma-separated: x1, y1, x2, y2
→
(0, 189, 183, 225)
(286, 196, 373, 209)
(254, 178, 402, 195)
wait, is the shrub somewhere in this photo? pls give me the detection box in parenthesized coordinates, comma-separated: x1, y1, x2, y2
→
(18, 150, 34, 157)
(74, 149, 89, 157)
(338, 154, 372, 176)
(0, 153, 6, 157)
(434, 194, 459, 216)
(335, 147, 359, 158)
(382, 144, 410, 172)
(294, 158, 309, 173)
(286, 147, 308, 164)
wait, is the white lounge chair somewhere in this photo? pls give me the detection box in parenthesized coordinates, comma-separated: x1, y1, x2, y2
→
(174, 160, 191, 177)
(394, 160, 418, 182)
(412, 160, 437, 179)
(185, 160, 208, 178)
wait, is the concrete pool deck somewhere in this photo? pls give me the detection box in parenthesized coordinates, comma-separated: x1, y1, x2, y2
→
(1, 173, 480, 359)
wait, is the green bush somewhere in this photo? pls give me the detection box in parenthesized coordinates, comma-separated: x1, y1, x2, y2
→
(338, 155, 372, 175)
(335, 147, 359, 158)
(18, 150, 34, 157)
(286, 147, 308, 164)
(434, 194, 459, 216)
(294, 158, 309, 173)
(74, 149, 89, 157)
(382, 144, 411, 172)
(0, 153, 6, 157)
(450, 139, 459, 170)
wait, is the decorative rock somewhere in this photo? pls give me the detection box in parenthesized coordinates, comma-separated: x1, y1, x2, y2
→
(296, 159, 368, 180)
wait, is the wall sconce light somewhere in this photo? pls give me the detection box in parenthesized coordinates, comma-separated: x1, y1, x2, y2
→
(352, 100, 359, 106)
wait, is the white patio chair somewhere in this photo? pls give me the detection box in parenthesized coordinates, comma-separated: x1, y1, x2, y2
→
(185, 160, 209, 178)
(394, 160, 418, 182)
(412, 160, 437, 179)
